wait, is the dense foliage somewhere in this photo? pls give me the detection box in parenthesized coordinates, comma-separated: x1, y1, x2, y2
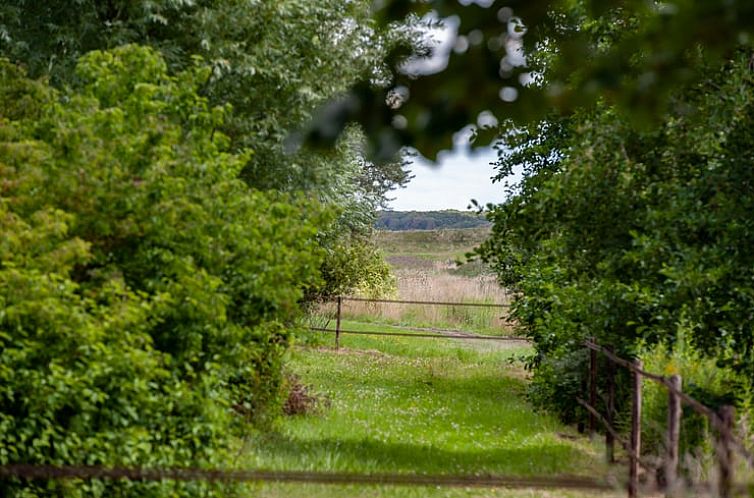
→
(5, 0, 754, 491)
(478, 53, 754, 441)
(0, 0, 412, 301)
(0, 46, 327, 496)
(376, 210, 490, 231)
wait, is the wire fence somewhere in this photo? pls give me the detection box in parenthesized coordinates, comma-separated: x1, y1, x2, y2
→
(312, 295, 523, 348)
(0, 464, 614, 490)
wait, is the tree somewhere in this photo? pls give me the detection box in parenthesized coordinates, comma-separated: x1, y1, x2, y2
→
(0, 0, 411, 187)
(476, 52, 754, 429)
(375, 210, 490, 230)
(0, 0, 414, 298)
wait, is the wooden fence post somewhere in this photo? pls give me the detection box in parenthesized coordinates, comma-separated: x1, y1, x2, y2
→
(716, 405, 735, 498)
(578, 375, 587, 434)
(606, 346, 616, 464)
(629, 359, 643, 498)
(665, 374, 682, 498)
(335, 296, 342, 349)
(589, 337, 598, 437)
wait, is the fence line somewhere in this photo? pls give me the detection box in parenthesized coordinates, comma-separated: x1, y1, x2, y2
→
(581, 338, 754, 498)
(0, 464, 614, 490)
(584, 339, 754, 462)
(319, 295, 516, 348)
(308, 327, 528, 342)
(333, 296, 510, 308)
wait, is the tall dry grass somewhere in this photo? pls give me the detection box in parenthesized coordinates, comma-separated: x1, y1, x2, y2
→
(340, 270, 513, 334)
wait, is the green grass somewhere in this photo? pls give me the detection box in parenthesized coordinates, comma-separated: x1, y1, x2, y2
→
(238, 322, 616, 497)
(239, 228, 620, 496)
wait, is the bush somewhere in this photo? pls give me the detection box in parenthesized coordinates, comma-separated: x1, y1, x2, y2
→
(639, 325, 751, 461)
(0, 46, 327, 496)
(480, 54, 754, 428)
(316, 235, 395, 299)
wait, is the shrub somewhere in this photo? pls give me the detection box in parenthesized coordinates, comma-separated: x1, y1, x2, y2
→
(316, 235, 395, 299)
(0, 46, 327, 496)
(639, 324, 751, 461)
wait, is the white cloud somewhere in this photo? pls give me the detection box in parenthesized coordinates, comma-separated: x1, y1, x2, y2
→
(388, 146, 509, 211)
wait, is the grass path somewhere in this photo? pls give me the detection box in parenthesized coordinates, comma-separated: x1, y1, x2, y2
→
(239, 323, 619, 497)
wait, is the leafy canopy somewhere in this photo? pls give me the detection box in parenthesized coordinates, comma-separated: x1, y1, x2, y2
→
(305, 0, 754, 161)
(0, 1, 412, 298)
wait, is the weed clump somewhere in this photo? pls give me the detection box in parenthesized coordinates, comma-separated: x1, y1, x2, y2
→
(283, 374, 327, 416)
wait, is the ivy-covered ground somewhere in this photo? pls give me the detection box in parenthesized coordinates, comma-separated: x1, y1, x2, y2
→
(240, 324, 621, 497)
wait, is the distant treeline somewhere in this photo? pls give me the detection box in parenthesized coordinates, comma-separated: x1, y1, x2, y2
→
(376, 210, 491, 230)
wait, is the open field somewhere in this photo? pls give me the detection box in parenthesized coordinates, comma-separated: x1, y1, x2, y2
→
(341, 228, 512, 334)
(240, 324, 618, 497)
(376, 227, 491, 263)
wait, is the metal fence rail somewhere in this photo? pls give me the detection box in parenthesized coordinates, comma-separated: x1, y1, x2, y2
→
(581, 338, 754, 498)
(320, 295, 515, 348)
(335, 296, 510, 308)
(308, 327, 528, 342)
(0, 464, 614, 490)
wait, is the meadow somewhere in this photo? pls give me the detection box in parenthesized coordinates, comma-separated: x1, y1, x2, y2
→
(339, 228, 514, 335)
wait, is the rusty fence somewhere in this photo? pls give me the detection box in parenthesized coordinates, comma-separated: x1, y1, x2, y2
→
(309, 295, 525, 348)
(580, 338, 754, 498)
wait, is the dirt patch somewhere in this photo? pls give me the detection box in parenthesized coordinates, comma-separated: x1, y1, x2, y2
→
(296, 345, 392, 359)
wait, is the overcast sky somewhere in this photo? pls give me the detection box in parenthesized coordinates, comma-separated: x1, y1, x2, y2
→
(385, 13, 513, 212)
(387, 146, 506, 211)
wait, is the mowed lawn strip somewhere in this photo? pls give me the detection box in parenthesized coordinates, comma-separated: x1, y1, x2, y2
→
(240, 323, 614, 497)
